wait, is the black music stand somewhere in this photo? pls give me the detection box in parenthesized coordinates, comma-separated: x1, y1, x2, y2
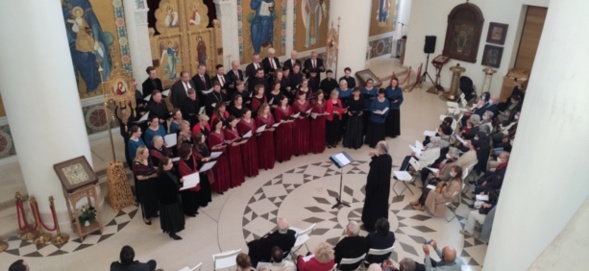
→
(330, 152, 353, 209)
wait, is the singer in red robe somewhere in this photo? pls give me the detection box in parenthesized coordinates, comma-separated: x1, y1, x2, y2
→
(224, 116, 246, 187)
(208, 118, 231, 193)
(274, 96, 294, 162)
(238, 109, 259, 177)
(251, 84, 267, 117)
(291, 92, 311, 156)
(310, 91, 327, 154)
(255, 103, 276, 170)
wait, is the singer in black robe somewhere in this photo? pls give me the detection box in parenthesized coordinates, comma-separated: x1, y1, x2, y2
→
(361, 152, 392, 232)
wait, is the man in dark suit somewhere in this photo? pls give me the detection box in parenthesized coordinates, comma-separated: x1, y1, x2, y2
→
(365, 218, 396, 265)
(245, 54, 263, 79)
(283, 50, 301, 73)
(226, 60, 244, 94)
(320, 69, 339, 94)
(192, 64, 212, 102)
(247, 218, 296, 267)
(110, 245, 157, 271)
(333, 221, 367, 266)
(339, 67, 357, 89)
(212, 64, 229, 94)
(474, 152, 509, 194)
(248, 68, 268, 94)
(303, 51, 325, 77)
(141, 66, 163, 99)
(181, 89, 201, 128)
(205, 82, 227, 116)
(170, 71, 195, 109)
(262, 48, 281, 81)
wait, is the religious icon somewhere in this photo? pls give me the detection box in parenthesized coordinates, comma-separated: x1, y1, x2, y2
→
(189, 2, 202, 26)
(165, 5, 179, 28)
(250, 0, 275, 54)
(197, 36, 207, 66)
(62, 0, 112, 93)
(160, 40, 180, 80)
(113, 80, 128, 95)
(454, 24, 474, 54)
(376, 0, 391, 25)
(301, 0, 326, 48)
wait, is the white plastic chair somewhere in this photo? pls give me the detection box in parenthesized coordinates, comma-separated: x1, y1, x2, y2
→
(462, 161, 478, 191)
(177, 262, 202, 271)
(364, 245, 394, 266)
(291, 223, 316, 254)
(445, 187, 462, 222)
(212, 249, 241, 270)
(338, 253, 366, 271)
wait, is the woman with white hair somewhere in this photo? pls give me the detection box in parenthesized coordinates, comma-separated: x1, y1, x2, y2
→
(297, 242, 335, 271)
(362, 141, 392, 232)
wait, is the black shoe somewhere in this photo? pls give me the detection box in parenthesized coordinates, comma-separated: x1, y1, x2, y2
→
(169, 233, 182, 240)
(186, 213, 196, 217)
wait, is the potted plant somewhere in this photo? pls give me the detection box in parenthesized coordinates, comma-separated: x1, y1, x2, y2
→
(77, 205, 97, 227)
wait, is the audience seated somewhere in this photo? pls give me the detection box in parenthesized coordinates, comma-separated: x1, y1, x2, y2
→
(8, 260, 29, 271)
(110, 245, 157, 271)
(473, 152, 509, 194)
(247, 218, 296, 267)
(461, 191, 498, 237)
(412, 166, 462, 217)
(365, 218, 396, 265)
(376, 258, 423, 271)
(236, 253, 256, 271)
(422, 241, 461, 271)
(296, 242, 335, 271)
(333, 221, 367, 265)
(400, 125, 452, 171)
(257, 246, 296, 271)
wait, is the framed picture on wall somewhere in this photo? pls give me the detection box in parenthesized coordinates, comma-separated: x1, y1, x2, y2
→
(481, 45, 504, 68)
(486, 22, 509, 45)
(442, 3, 485, 63)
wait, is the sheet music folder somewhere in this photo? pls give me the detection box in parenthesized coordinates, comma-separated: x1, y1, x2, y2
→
(330, 152, 353, 169)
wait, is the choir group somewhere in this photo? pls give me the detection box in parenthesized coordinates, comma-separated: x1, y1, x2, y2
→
(121, 52, 405, 240)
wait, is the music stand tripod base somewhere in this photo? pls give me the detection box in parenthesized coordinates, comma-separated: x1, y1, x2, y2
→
(329, 152, 353, 209)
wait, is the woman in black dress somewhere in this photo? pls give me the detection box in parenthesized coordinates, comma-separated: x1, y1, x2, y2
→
(132, 146, 159, 225)
(343, 87, 365, 149)
(228, 94, 248, 118)
(177, 143, 200, 217)
(157, 156, 185, 240)
(193, 133, 213, 206)
(149, 135, 171, 167)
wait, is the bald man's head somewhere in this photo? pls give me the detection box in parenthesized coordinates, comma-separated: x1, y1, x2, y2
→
(277, 218, 289, 233)
(442, 246, 457, 263)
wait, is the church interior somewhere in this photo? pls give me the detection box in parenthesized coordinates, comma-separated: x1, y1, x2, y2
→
(0, 0, 588, 270)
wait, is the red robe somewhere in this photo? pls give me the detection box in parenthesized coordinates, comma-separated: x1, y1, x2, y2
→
(177, 153, 201, 192)
(255, 114, 276, 170)
(274, 106, 294, 162)
(251, 96, 267, 116)
(223, 128, 245, 187)
(238, 119, 259, 177)
(192, 123, 210, 138)
(310, 101, 327, 154)
(210, 111, 230, 125)
(208, 131, 231, 193)
(291, 100, 311, 155)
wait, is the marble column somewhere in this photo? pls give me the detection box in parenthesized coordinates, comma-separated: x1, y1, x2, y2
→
(0, 0, 93, 226)
(285, 0, 295, 56)
(215, 0, 240, 67)
(483, 0, 589, 270)
(123, 0, 152, 86)
(329, 0, 372, 77)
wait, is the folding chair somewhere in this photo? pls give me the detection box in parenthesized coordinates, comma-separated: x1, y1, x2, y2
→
(392, 157, 421, 195)
(177, 262, 203, 271)
(364, 245, 394, 266)
(445, 188, 462, 222)
(338, 253, 366, 271)
(289, 223, 317, 258)
(461, 161, 478, 192)
(212, 249, 241, 270)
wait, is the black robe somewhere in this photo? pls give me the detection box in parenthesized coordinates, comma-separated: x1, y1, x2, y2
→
(361, 154, 392, 232)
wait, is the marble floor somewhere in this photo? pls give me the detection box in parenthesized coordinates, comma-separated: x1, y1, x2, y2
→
(0, 56, 486, 270)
